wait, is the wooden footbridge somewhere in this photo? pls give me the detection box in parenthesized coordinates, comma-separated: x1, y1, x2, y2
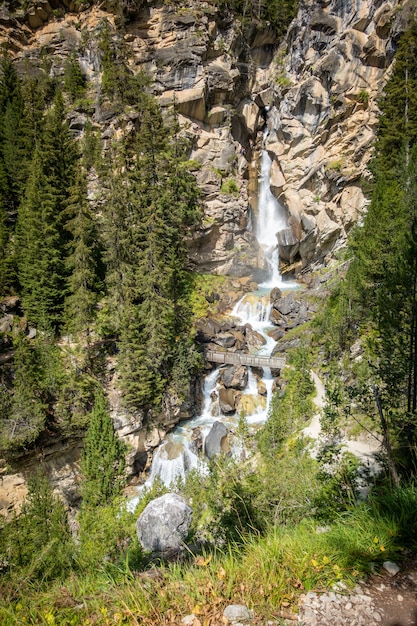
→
(206, 350, 285, 370)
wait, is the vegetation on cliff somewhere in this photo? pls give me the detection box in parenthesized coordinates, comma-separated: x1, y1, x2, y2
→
(317, 18, 417, 480)
(0, 19, 201, 452)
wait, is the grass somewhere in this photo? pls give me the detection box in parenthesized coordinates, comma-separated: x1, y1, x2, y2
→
(0, 500, 407, 625)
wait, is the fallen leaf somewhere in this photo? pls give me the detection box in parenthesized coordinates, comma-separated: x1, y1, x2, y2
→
(195, 555, 212, 567)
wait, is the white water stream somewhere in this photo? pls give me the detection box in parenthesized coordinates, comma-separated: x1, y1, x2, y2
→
(128, 132, 297, 507)
(256, 136, 289, 288)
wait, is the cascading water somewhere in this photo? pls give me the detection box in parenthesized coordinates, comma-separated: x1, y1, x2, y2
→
(129, 130, 297, 503)
(256, 130, 289, 287)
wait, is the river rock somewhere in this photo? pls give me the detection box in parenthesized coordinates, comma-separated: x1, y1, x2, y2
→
(244, 325, 266, 351)
(219, 365, 248, 390)
(257, 379, 267, 396)
(191, 427, 203, 454)
(195, 318, 222, 342)
(212, 332, 236, 349)
(270, 287, 282, 305)
(237, 393, 266, 417)
(219, 387, 241, 414)
(204, 421, 230, 459)
(136, 493, 192, 553)
(273, 293, 300, 316)
(267, 327, 285, 341)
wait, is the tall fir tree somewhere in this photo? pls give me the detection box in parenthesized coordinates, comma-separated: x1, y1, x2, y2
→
(80, 389, 126, 509)
(63, 49, 86, 102)
(16, 91, 78, 329)
(0, 333, 46, 450)
(2, 472, 74, 580)
(373, 19, 417, 177)
(0, 55, 25, 215)
(114, 99, 200, 412)
(0, 55, 28, 294)
(63, 168, 100, 337)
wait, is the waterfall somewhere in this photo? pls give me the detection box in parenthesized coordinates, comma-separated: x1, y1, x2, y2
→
(256, 133, 288, 288)
(127, 131, 297, 500)
(146, 368, 221, 487)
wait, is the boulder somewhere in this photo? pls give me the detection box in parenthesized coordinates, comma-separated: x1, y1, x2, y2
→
(244, 326, 266, 351)
(270, 307, 286, 327)
(136, 493, 192, 553)
(213, 332, 236, 349)
(267, 327, 285, 341)
(273, 293, 299, 316)
(270, 287, 282, 305)
(219, 387, 240, 414)
(195, 318, 222, 342)
(204, 421, 230, 459)
(237, 393, 266, 417)
(220, 365, 248, 390)
(190, 427, 203, 454)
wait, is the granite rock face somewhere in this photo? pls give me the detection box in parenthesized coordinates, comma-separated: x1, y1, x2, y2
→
(258, 0, 404, 270)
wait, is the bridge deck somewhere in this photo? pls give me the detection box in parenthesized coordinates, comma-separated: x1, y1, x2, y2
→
(206, 350, 285, 370)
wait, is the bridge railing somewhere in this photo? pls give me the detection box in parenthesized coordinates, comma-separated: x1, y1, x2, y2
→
(206, 350, 285, 370)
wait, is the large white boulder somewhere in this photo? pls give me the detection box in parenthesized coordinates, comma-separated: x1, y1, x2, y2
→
(136, 493, 192, 553)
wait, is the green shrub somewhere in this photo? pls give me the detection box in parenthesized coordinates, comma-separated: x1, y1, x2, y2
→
(220, 178, 239, 196)
(369, 481, 417, 548)
(77, 502, 142, 572)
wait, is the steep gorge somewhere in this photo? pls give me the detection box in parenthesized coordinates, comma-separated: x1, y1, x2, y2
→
(0, 0, 408, 517)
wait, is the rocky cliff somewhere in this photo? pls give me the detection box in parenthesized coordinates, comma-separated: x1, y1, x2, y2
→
(0, 0, 408, 516)
(1, 0, 405, 280)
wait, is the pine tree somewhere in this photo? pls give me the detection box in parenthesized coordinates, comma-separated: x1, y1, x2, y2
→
(64, 168, 99, 337)
(63, 50, 86, 102)
(80, 389, 126, 509)
(0, 55, 26, 215)
(0, 160, 16, 293)
(0, 55, 28, 294)
(0, 334, 46, 450)
(16, 91, 78, 329)
(100, 141, 133, 325)
(98, 19, 150, 111)
(373, 20, 417, 177)
(114, 99, 200, 412)
(342, 22, 417, 473)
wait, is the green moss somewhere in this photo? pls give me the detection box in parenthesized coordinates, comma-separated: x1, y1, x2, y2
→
(326, 159, 343, 172)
